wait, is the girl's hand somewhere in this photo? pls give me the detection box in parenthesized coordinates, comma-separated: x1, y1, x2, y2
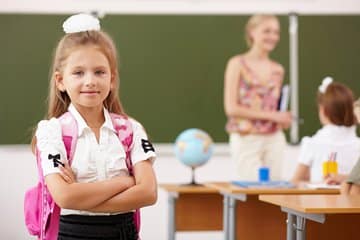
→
(59, 162, 76, 184)
(324, 174, 348, 185)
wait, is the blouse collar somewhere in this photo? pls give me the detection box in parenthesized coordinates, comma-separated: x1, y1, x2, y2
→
(68, 104, 115, 136)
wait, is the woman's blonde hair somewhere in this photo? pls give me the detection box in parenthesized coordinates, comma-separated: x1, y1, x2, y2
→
(31, 30, 124, 149)
(245, 14, 279, 47)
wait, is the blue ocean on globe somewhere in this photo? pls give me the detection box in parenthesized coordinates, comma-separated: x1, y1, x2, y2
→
(174, 128, 214, 168)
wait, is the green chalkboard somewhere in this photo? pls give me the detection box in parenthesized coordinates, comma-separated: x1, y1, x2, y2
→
(0, 14, 359, 144)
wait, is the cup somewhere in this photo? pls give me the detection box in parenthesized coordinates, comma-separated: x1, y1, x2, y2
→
(328, 161, 338, 175)
(258, 167, 270, 182)
(322, 161, 329, 177)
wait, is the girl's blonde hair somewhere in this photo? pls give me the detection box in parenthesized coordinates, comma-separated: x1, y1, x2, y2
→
(31, 30, 124, 149)
(317, 82, 357, 127)
(245, 14, 279, 47)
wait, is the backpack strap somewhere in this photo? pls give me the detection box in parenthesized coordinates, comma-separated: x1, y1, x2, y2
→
(110, 113, 134, 174)
(37, 112, 78, 240)
(58, 112, 78, 164)
(110, 113, 141, 239)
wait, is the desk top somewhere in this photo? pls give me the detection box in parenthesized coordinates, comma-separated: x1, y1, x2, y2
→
(159, 183, 218, 193)
(206, 182, 340, 195)
(259, 195, 360, 214)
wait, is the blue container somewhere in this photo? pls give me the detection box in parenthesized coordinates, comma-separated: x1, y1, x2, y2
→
(258, 167, 270, 182)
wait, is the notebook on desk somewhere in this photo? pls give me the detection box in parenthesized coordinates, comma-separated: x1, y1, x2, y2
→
(231, 180, 295, 189)
(305, 183, 341, 189)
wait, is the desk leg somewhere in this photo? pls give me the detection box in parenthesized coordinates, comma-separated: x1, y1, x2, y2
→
(168, 193, 177, 240)
(223, 195, 229, 240)
(286, 213, 295, 240)
(229, 197, 237, 240)
(295, 216, 306, 240)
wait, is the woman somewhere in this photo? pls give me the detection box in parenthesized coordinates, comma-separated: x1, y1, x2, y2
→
(224, 15, 292, 181)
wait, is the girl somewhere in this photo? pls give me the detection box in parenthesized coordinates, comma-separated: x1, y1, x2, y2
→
(32, 13, 157, 240)
(292, 78, 360, 185)
(224, 14, 292, 181)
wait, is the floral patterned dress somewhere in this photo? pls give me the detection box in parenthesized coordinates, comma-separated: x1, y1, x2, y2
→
(226, 58, 283, 135)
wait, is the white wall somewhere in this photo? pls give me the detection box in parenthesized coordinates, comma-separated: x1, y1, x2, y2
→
(0, 143, 299, 240)
(1, 0, 360, 15)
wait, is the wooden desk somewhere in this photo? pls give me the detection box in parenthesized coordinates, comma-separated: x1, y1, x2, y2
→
(259, 195, 360, 240)
(206, 182, 339, 240)
(159, 184, 222, 240)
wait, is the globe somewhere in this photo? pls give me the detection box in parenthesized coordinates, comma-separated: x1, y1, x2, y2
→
(174, 128, 214, 185)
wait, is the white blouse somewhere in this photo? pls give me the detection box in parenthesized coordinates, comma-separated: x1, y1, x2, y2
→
(35, 104, 156, 215)
(297, 124, 360, 182)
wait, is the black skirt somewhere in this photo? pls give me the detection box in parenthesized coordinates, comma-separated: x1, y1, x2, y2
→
(58, 212, 138, 240)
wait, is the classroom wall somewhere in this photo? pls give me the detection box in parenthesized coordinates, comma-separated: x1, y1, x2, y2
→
(0, 14, 359, 144)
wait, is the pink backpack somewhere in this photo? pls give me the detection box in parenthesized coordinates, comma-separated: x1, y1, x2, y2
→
(24, 112, 141, 240)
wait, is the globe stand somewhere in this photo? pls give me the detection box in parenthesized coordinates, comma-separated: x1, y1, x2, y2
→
(182, 166, 202, 186)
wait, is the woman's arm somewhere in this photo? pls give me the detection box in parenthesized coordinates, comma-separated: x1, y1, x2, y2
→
(291, 163, 310, 185)
(223, 56, 291, 125)
(86, 160, 157, 213)
(45, 172, 135, 210)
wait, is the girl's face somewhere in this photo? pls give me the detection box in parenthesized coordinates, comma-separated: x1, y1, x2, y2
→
(55, 45, 113, 113)
(250, 18, 280, 52)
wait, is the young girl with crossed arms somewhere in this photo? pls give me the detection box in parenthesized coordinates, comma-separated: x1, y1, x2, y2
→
(32, 13, 157, 240)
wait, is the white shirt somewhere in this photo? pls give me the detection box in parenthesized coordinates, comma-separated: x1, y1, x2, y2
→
(297, 124, 360, 182)
(35, 104, 156, 215)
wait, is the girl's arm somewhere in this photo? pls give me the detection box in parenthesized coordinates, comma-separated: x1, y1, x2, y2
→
(224, 56, 291, 125)
(341, 182, 351, 194)
(291, 163, 310, 185)
(86, 159, 157, 213)
(341, 182, 360, 195)
(349, 184, 360, 195)
(45, 172, 135, 210)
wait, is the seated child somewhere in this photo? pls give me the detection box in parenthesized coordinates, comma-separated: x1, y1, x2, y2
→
(292, 78, 360, 185)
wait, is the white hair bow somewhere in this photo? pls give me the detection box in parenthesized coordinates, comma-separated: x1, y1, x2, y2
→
(318, 76, 333, 94)
(62, 13, 100, 34)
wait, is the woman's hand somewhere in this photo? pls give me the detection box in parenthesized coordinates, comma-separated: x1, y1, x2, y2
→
(271, 111, 292, 129)
(59, 162, 76, 184)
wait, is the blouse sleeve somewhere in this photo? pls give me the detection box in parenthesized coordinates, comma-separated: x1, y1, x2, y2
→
(347, 158, 360, 184)
(35, 118, 67, 177)
(129, 119, 156, 165)
(297, 137, 313, 167)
